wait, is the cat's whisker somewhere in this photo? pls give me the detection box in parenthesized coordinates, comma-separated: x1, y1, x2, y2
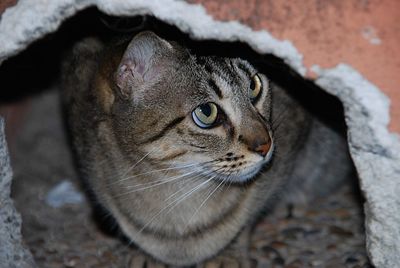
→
(116, 158, 219, 185)
(183, 177, 226, 231)
(124, 169, 197, 189)
(116, 164, 219, 199)
(117, 169, 200, 196)
(121, 147, 160, 178)
(155, 166, 227, 217)
(223, 169, 235, 192)
(167, 176, 216, 216)
(271, 134, 285, 141)
(272, 107, 288, 125)
(108, 162, 203, 186)
(272, 108, 289, 132)
(138, 175, 216, 234)
(101, 136, 177, 183)
(272, 119, 286, 133)
(134, 166, 225, 233)
(163, 167, 224, 203)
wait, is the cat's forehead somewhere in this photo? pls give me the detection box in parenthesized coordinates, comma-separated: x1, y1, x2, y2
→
(150, 54, 261, 111)
(196, 57, 256, 78)
(192, 56, 257, 98)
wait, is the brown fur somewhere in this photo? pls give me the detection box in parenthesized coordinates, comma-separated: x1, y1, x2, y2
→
(62, 32, 350, 266)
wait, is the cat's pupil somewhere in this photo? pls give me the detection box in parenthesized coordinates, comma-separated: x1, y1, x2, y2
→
(200, 104, 212, 117)
(250, 80, 255, 92)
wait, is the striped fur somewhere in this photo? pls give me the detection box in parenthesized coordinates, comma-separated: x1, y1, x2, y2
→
(63, 32, 351, 266)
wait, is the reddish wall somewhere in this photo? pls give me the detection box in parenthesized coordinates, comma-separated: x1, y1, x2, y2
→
(191, 0, 400, 133)
(0, 0, 16, 14)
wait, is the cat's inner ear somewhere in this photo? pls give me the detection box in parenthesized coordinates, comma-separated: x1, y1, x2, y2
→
(114, 31, 173, 98)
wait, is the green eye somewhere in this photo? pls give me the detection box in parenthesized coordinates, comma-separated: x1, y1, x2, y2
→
(192, 102, 219, 128)
(249, 74, 262, 101)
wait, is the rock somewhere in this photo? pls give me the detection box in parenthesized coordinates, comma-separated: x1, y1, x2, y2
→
(313, 65, 400, 267)
(0, 1, 399, 267)
(45, 180, 84, 208)
(0, 118, 36, 267)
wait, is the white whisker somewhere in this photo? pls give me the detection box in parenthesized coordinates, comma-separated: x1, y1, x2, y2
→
(122, 147, 159, 177)
(116, 169, 199, 197)
(138, 175, 215, 234)
(163, 169, 217, 203)
(125, 170, 198, 189)
(108, 162, 202, 186)
(183, 177, 226, 231)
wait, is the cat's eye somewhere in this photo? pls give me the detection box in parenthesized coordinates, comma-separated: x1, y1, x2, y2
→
(192, 102, 219, 128)
(249, 74, 262, 101)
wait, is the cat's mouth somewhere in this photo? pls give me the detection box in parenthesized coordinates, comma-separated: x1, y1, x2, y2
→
(211, 143, 275, 184)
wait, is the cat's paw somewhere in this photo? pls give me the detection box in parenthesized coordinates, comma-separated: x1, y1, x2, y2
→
(198, 256, 256, 268)
(129, 253, 166, 268)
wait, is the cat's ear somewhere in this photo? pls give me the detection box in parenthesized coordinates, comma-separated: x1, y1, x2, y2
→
(114, 31, 173, 99)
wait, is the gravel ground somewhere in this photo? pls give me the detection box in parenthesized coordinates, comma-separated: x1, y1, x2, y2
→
(9, 90, 371, 267)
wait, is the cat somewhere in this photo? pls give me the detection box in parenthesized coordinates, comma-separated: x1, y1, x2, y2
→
(62, 31, 351, 267)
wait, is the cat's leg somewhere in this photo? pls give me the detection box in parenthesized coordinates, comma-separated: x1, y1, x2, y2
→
(198, 227, 256, 268)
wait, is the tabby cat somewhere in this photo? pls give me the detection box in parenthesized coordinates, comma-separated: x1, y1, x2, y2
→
(63, 31, 350, 267)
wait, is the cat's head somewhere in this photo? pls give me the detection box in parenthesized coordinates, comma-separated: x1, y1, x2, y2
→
(111, 31, 274, 183)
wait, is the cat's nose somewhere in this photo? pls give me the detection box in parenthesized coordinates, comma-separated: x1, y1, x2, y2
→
(239, 118, 272, 157)
(254, 142, 271, 157)
(240, 132, 272, 157)
(251, 138, 272, 157)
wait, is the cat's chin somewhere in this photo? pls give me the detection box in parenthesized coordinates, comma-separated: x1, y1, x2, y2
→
(225, 165, 264, 183)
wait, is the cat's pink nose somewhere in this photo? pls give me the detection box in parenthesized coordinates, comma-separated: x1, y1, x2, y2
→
(254, 141, 271, 157)
(239, 130, 272, 157)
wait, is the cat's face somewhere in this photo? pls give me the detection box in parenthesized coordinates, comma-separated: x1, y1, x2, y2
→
(113, 32, 274, 183)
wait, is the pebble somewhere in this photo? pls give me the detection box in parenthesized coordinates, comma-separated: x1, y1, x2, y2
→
(45, 180, 84, 208)
(329, 226, 354, 237)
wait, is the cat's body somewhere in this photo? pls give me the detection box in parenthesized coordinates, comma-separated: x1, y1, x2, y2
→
(63, 32, 350, 266)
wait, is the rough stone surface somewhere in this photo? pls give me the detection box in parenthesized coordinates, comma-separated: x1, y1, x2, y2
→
(312, 65, 400, 267)
(0, 0, 399, 267)
(0, 118, 36, 268)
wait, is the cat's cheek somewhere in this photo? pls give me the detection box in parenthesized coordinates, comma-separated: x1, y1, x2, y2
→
(253, 98, 270, 119)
